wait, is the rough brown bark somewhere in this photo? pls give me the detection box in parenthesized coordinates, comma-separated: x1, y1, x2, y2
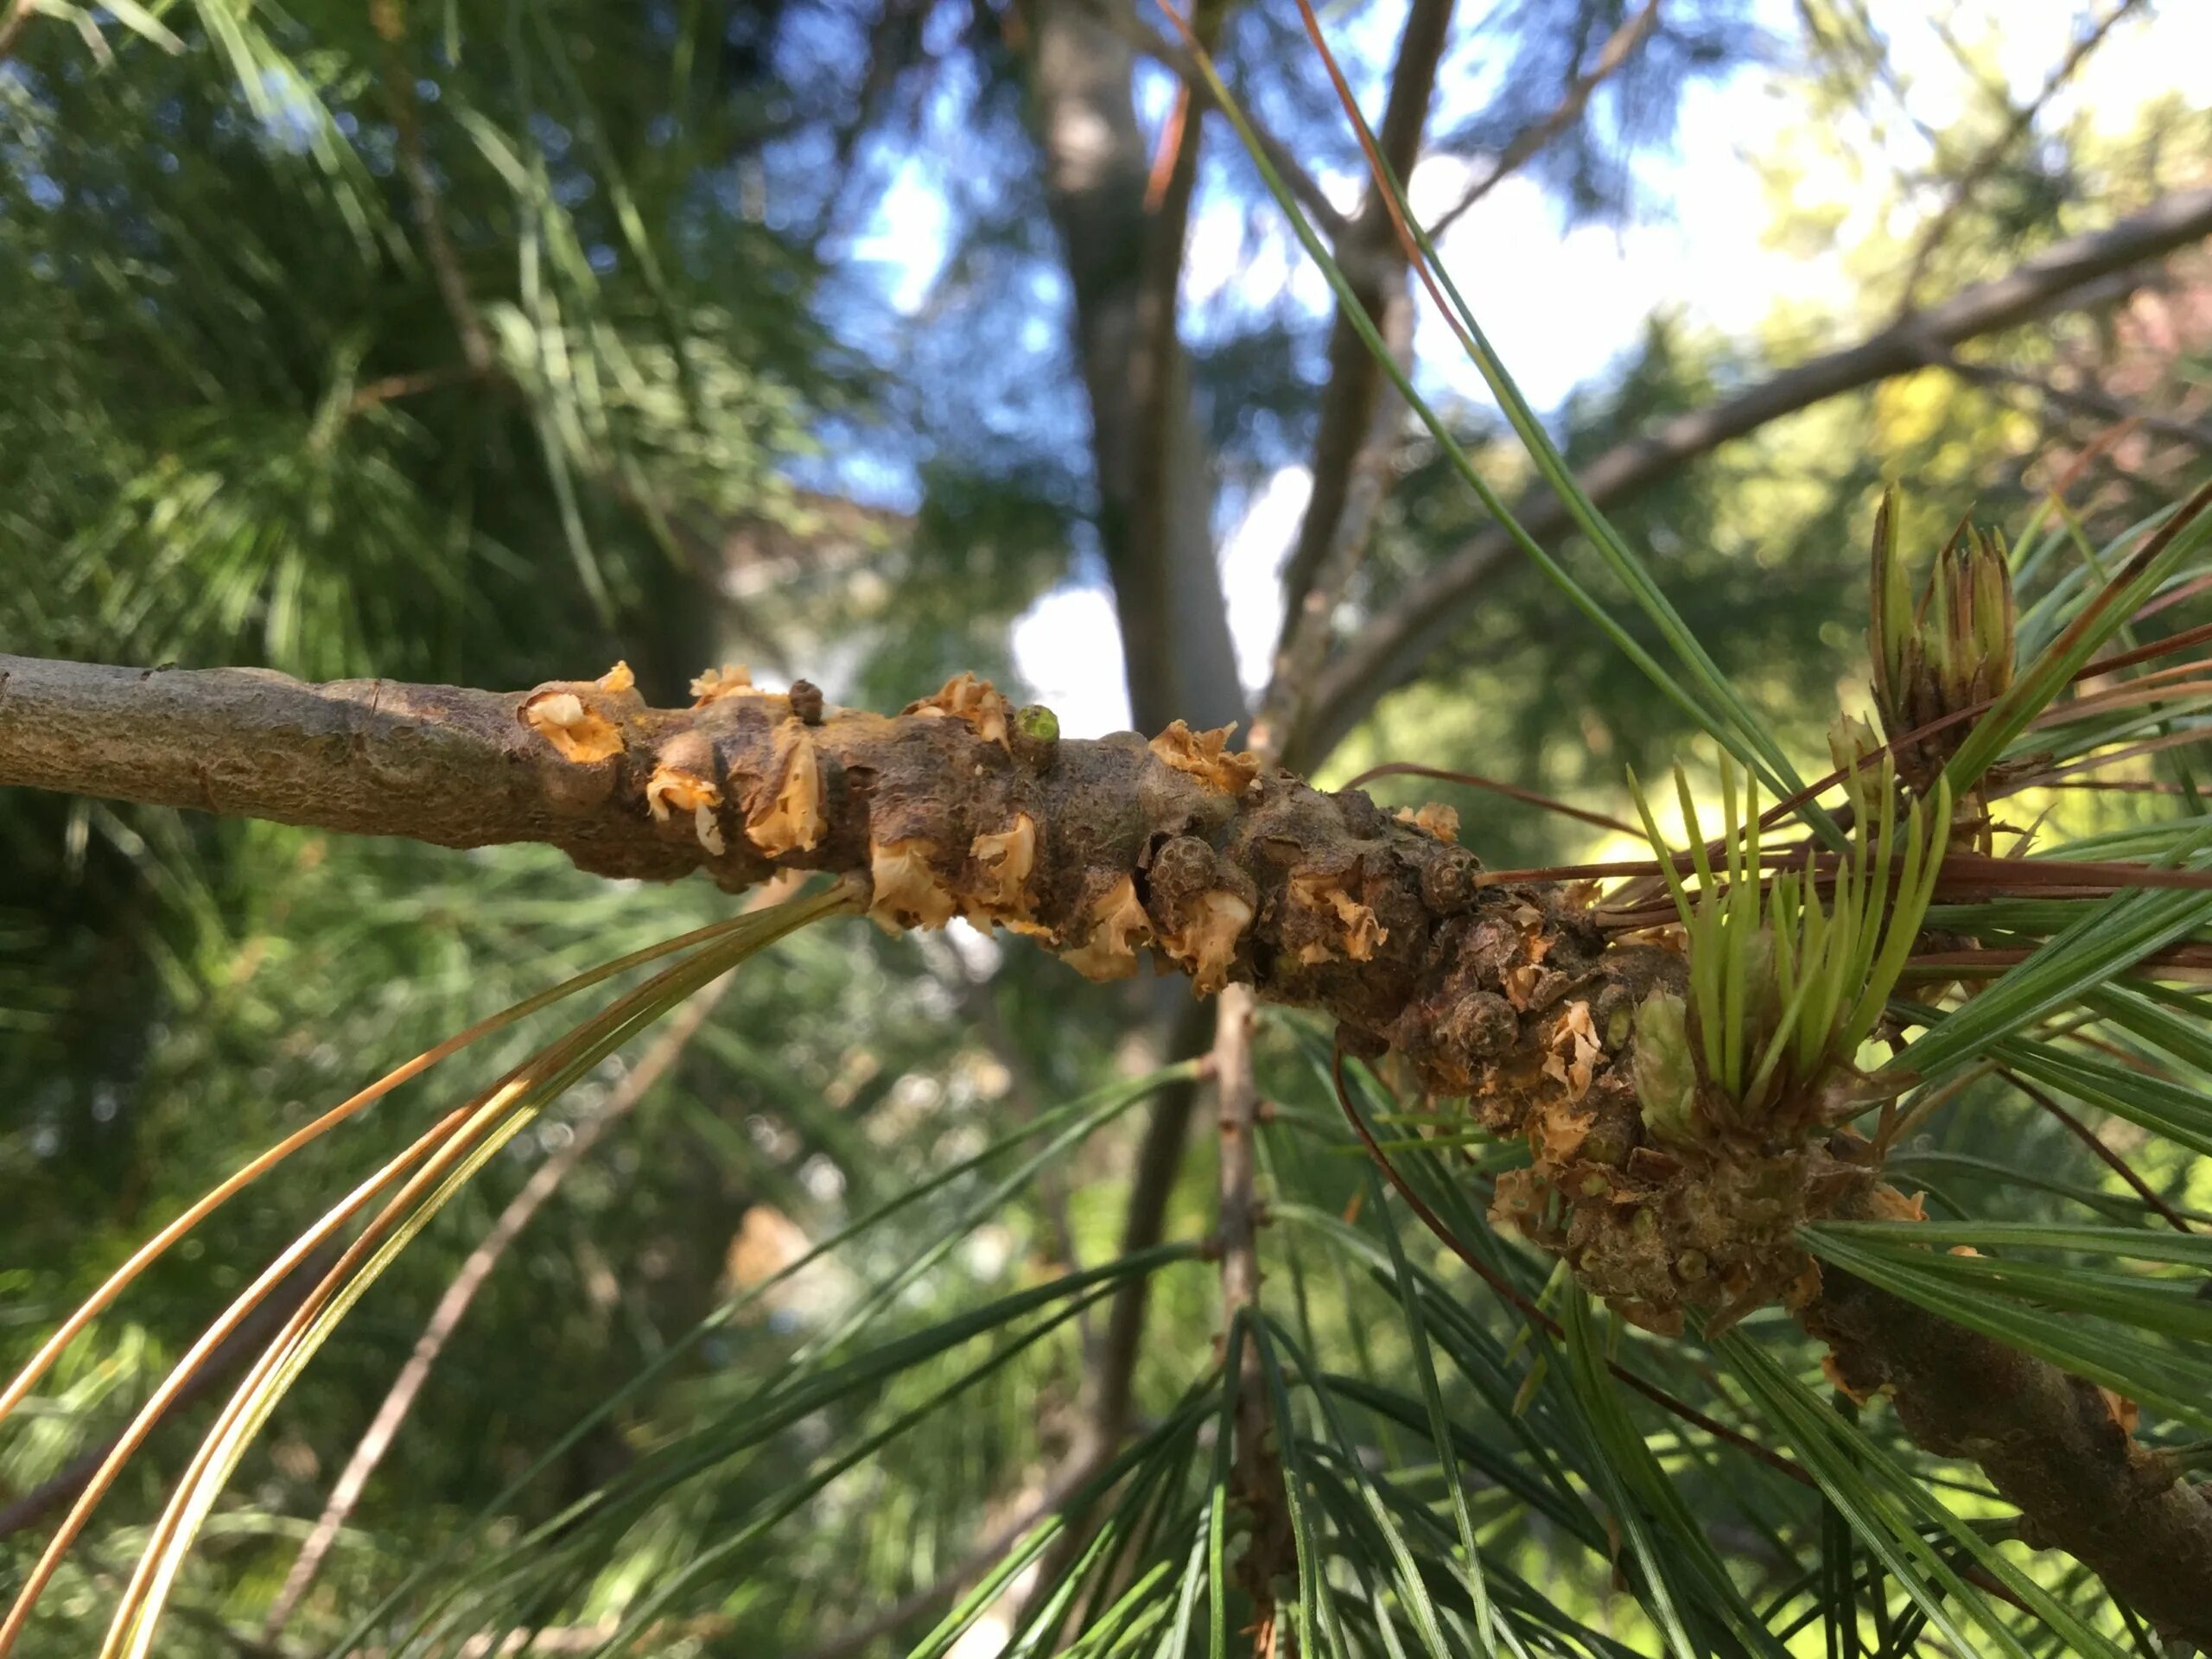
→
(0, 654, 1490, 1052)
(1810, 1262, 2212, 1643)
(4, 650, 2209, 1636)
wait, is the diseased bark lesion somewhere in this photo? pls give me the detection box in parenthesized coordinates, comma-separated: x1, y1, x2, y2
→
(4, 648, 2211, 1641)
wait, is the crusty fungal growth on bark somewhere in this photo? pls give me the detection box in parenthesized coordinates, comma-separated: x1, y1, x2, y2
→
(969, 813, 1039, 921)
(520, 689, 626, 765)
(1361, 886, 1885, 1338)
(1061, 876, 1153, 980)
(1395, 801, 1459, 842)
(10, 654, 1866, 1330)
(3, 651, 2209, 1637)
(690, 663, 754, 703)
(907, 671, 1014, 747)
(0, 653, 2075, 1332)
(748, 720, 829, 855)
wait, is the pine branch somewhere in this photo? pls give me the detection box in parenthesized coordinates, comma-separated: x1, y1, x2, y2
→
(1810, 1246, 2212, 1643)
(0, 657, 1478, 1014)
(6, 652, 2211, 1632)
(370, 0, 492, 376)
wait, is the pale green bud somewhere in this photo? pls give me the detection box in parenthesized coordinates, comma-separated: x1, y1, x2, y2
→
(1632, 989, 1701, 1147)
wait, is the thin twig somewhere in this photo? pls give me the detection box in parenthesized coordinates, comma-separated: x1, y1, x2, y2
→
(1892, 0, 2146, 314)
(1084, 0, 1352, 244)
(1212, 983, 1296, 1648)
(1999, 1070, 2196, 1234)
(1340, 760, 1643, 837)
(1250, 315, 1410, 766)
(804, 0, 927, 248)
(370, 0, 492, 374)
(1424, 0, 1660, 243)
(1263, 0, 1457, 702)
(345, 366, 479, 414)
(1999, 728, 2212, 795)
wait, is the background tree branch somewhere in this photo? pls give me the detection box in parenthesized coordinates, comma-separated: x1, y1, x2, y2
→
(1261, 0, 1459, 763)
(1026, 0, 1246, 736)
(1293, 184, 2212, 767)
(1891, 0, 2145, 315)
(1086, 0, 1354, 245)
(1917, 337, 2212, 454)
